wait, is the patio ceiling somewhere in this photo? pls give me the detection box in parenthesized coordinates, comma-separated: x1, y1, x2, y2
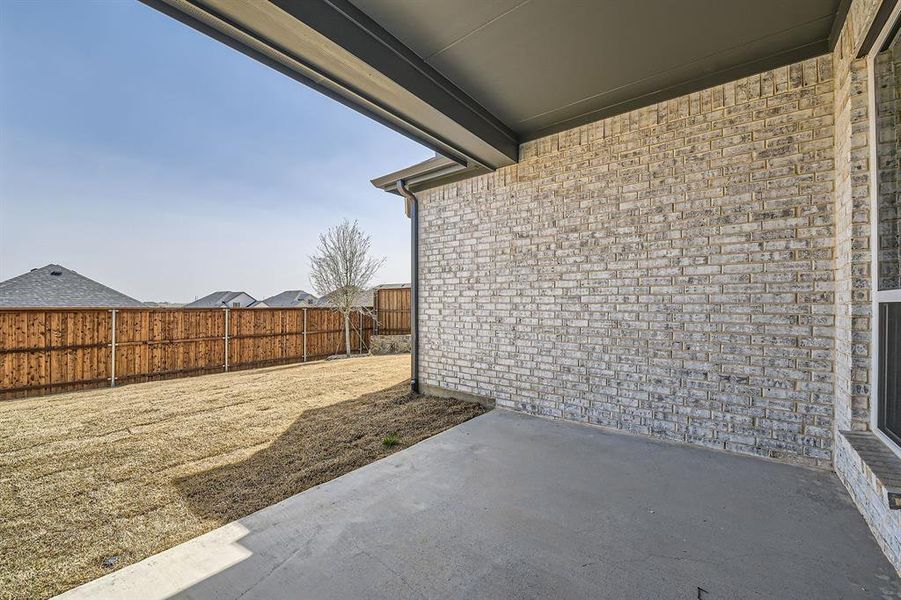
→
(351, 0, 844, 140)
(143, 0, 847, 188)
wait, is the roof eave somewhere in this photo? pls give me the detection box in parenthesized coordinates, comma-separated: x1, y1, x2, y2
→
(370, 155, 490, 195)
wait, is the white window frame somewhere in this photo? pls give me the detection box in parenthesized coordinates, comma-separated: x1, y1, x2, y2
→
(868, 0, 901, 458)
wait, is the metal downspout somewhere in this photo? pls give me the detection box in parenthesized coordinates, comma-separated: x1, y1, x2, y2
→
(396, 180, 420, 394)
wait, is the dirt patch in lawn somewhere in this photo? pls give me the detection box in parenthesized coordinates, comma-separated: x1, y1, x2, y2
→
(0, 355, 486, 600)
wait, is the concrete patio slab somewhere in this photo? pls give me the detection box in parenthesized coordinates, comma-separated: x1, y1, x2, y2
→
(58, 410, 901, 599)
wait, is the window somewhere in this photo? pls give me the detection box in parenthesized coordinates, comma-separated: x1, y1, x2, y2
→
(872, 14, 901, 450)
(880, 303, 901, 444)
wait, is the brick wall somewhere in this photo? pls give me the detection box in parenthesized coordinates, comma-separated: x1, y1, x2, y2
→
(876, 43, 901, 292)
(418, 56, 836, 468)
(831, 0, 901, 574)
(416, 0, 901, 570)
(833, 0, 879, 436)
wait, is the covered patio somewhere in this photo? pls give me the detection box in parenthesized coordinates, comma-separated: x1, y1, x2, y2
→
(59, 409, 899, 599)
(116, 0, 901, 589)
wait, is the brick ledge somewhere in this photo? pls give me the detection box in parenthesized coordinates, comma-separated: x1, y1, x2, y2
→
(841, 431, 901, 509)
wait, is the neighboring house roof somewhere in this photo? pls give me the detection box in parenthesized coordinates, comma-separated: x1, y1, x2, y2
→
(315, 287, 374, 308)
(0, 264, 144, 308)
(256, 290, 317, 308)
(184, 291, 255, 308)
(143, 301, 185, 308)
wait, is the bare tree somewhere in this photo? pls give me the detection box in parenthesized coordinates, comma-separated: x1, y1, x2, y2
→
(309, 219, 385, 357)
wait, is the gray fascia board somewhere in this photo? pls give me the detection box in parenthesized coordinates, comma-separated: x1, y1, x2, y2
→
(140, 0, 518, 170)
(370, 156, 462, 189)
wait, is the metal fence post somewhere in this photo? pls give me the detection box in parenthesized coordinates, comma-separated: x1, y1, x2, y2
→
(110, 309, 117, 387)
(374, 291, 379, 335)
(224, 308, 230, 372)
(303, 308, 308, 362)
(359, 309, 364, 353)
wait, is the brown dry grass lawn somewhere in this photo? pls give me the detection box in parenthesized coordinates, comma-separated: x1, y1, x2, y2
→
(0, 355, 485, 600)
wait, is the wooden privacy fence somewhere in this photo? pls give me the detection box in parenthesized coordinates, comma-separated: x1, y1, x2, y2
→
(373, 287, 411, 335)
(0, 307, 373, 400)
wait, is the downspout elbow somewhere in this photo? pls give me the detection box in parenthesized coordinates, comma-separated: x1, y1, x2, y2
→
(396, 180, 415, 218)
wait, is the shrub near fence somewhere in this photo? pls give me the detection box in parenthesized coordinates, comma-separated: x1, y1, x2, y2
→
(0, 307, 373, 400)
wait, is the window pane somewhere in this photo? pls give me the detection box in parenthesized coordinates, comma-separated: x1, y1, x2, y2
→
(880, 303, 901, 444)
(876, 31, 901, 291)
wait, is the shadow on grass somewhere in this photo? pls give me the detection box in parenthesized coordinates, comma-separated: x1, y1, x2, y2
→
(174, 381, 486, 524)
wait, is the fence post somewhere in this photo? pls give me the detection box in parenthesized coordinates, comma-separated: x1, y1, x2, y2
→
(110, 309, 117, 387)
(303, 308, 308, 362)
(224, 308, 230, 372)
(359, 309, 363, 353)
(374, 291, 379, 335)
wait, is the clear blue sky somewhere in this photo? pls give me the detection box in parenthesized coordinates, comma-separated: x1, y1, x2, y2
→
(0, 0, 430, 303)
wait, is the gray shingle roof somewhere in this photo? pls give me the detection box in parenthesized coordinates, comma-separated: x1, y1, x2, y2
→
(257, 290, 317, 307)
(183, 291, 255, 308)
(0, 264, 144, 308)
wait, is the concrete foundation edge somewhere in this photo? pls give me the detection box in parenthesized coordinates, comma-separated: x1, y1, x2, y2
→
(419, 383, 495, 409)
